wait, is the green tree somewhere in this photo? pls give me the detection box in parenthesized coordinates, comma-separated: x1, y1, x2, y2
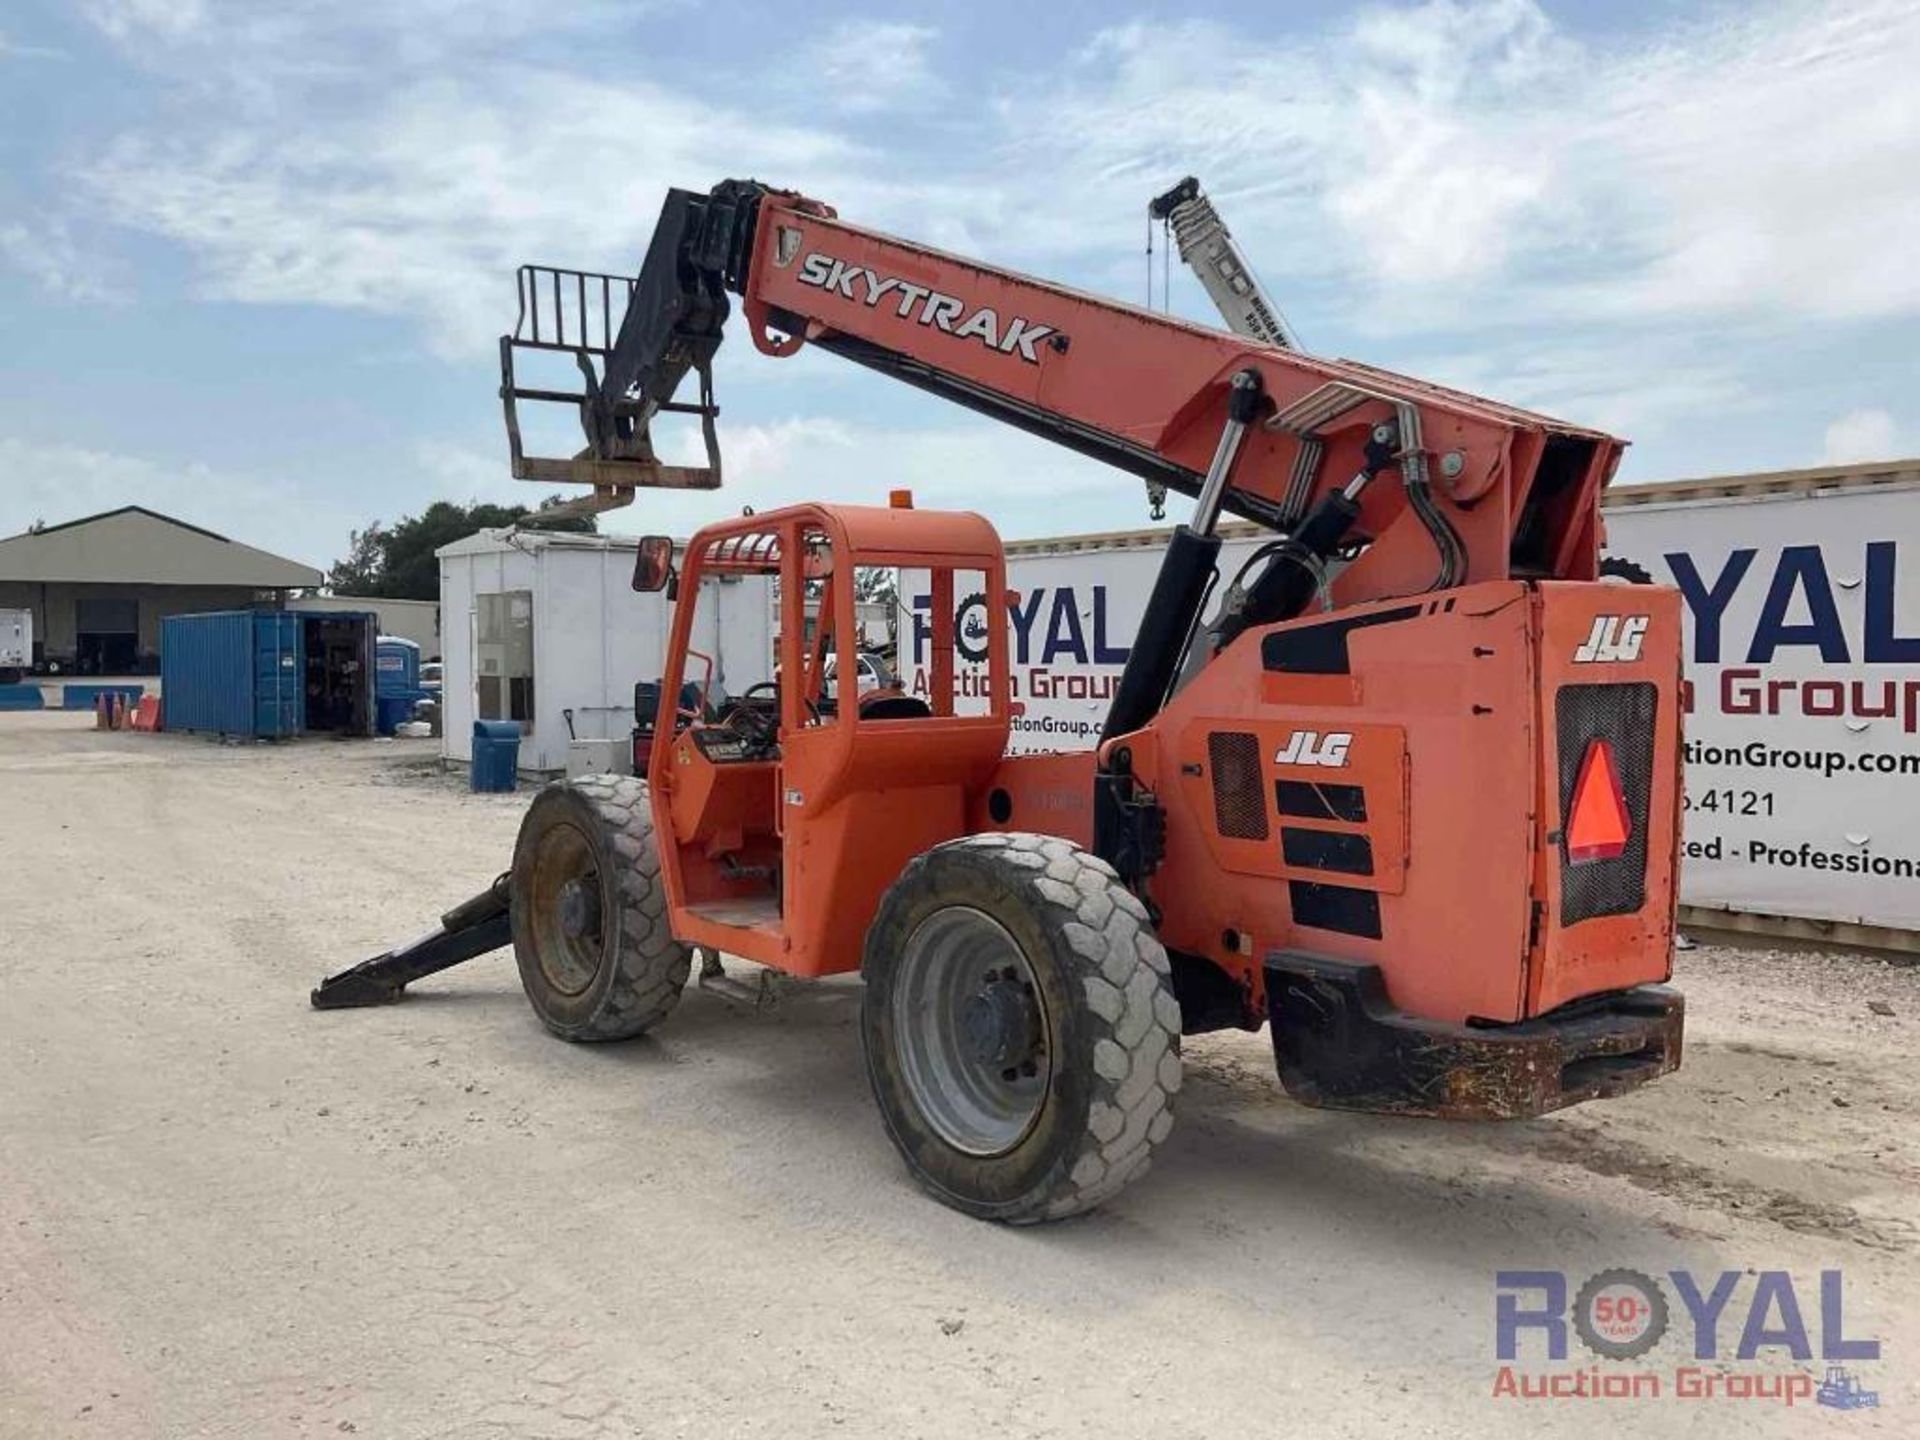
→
(327, 495, 594, 599)
(328, 521, 386, 595)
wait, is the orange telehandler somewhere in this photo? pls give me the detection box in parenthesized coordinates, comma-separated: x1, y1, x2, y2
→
(314, 180, 1685, 1222)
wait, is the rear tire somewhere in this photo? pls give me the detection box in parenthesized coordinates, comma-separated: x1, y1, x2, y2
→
(509, 776, 691, 1041)
(861, 833, 1181, 1223)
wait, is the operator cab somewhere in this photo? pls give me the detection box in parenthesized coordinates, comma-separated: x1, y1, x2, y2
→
(635, 503, 1011, 976)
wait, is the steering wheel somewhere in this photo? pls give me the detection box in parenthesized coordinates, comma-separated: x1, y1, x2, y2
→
(740, 680, 822, 723)
(721, 681, 817, 754)
(719, 682, 778, 749)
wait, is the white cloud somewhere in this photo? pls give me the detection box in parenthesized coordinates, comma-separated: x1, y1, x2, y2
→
(0, 221, 123, 302)
(78, 0, 207, 42)
(802, 20, 943, 115)
(0, 437, 362, 569)
(604, 414, 1127, 542)
(59, 0, 1920, 341)
(1584, 1, 1920, 323)
(1008, 0, 1920, 328)
(1822, 408, 1900, 463)
(410, 439, 559, 511)
(1325, 0, 1568, 287)
(983, 10, 1573, 293)
(1414, 334, 1757, 443)
(79, 71, 863, 355)
(0, 30, 70, 60)
(395, 416, 1133, 548)
(37, 0, 1920, 545)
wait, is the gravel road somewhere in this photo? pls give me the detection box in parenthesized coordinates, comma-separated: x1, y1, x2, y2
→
(2, 711, 1914, 1438)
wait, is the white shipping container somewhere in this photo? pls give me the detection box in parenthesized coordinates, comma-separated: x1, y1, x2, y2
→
(1603, 465, 1920, 934)
(437, 529, 774, 775)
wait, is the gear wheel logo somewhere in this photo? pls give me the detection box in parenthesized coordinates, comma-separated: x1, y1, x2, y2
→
(953, 591, 992, 665)
(1573, 1268, 1669, 1360)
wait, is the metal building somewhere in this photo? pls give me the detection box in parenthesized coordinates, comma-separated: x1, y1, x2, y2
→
(0, 506, 322, 675)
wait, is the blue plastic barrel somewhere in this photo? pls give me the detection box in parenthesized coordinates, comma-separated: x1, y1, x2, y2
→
(471, 719, 522, 792)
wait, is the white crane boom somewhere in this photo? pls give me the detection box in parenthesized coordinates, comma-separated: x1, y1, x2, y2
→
(1148, 177, 1300, 351)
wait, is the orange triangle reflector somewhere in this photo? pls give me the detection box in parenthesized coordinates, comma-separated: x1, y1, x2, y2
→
(1566, 739, 1630, 863)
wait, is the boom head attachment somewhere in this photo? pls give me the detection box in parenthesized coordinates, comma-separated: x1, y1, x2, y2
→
(497, 184, 767, 517)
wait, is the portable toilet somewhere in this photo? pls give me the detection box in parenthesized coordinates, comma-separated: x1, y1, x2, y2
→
(374, 635, 423, 734)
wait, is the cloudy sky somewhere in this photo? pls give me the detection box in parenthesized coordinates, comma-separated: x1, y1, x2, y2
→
(1, 0, 1914, 571)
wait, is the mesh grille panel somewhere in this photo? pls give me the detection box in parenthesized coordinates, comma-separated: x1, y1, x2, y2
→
(1556, 682, 1655, 925)
(1208, 731, 1269, 840)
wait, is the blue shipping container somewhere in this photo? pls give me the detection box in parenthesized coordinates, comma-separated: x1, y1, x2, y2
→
(160, 611, 303, 737)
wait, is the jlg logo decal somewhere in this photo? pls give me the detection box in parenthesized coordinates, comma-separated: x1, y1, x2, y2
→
(1573, 614, 1650, 664)
(1275, 730, 1352, 767)
(795, 252, 1057, 363)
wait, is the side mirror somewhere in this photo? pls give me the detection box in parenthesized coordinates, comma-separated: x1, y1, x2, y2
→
(632, 535, 675, 593)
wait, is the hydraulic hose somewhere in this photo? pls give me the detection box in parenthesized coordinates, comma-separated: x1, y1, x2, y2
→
(1404, 473, 1466, 592)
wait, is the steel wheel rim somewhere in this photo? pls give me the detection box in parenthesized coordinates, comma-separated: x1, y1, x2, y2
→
(892, 906, 1050, 1157)
(528, 820, 604, 997)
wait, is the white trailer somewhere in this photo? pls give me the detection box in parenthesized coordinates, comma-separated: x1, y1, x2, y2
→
(906, 459, 1920, 949)
(0, 606, 30, 681)
(901, 525, 1270, 751)
(437, 528, 774, 776)
(1602, 459, 1919, 949)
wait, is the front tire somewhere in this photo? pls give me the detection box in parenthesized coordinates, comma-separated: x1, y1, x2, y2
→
(861, 833, 1181, 1223)
(509, 776, 691, 1041)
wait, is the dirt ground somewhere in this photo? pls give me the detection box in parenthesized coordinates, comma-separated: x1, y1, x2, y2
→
(2, 711, 1915, 1439)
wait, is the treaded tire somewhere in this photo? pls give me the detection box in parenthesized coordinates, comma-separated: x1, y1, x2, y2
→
(510, 776, 691, 1042)
(861, 832, 1181, 1223)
